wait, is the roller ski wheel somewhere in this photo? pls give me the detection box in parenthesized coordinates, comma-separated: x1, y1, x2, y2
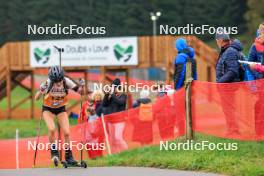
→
(52, 156, 59, 167)
(61, 161, 68, 168)
(61, 160, 87, 168)
(81, 161, 87, 168)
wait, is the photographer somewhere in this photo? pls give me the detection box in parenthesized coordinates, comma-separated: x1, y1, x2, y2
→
(102, 78, 127, 115)
(102, 78, 128, 153)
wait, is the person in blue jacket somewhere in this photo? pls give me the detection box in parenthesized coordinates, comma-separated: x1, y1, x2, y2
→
(248, 23, 264, 79)
(215, 30, 241, 83)
(215, 28, 242, 136)
(173, 38, 197, 90)
(248, 23, 264, 137)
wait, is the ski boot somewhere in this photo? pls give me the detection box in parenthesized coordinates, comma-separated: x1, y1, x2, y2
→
(65, 149, 78, 165)
(50, 144, 59, 167)
(61, 149, 87, 168)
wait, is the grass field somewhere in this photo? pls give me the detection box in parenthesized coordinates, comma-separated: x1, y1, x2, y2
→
(0, 120, 264, 176)
(0, 86, 42, 110)
(88, 134, 264, 176)
(0, 119, 78, 139)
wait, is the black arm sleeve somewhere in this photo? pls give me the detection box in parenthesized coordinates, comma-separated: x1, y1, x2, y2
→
(72, 86, 79, 92)
(111, 94, 127, 106)
(102, 93, 110, 106)
(174, 64, 184, 89)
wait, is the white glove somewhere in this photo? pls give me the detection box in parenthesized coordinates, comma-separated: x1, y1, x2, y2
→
(40, 82, 48, 93)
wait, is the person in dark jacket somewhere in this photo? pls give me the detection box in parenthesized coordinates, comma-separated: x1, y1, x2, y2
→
(215, 29, 241, 136)
(133, 89, 151, 108)
(102, 78, 127, 115)
(248, 24, 264, 137)
(102, 78, 128, 153)
(174, 38, 197, 90)
(248, 23, 264, 79)
(215, 31, 241, 83)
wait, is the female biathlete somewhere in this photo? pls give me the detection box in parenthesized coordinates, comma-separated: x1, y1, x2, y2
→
(35, 66, 83, 165)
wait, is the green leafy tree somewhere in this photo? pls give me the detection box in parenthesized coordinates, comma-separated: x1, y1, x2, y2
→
(245, 0, 264, 35)
(0, 0, 249, 46)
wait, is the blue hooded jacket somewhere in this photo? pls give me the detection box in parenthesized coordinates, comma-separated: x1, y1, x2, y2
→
(174, 38, 197, 90)
(216, 39, 242, 83)
(248, 31, 264, 79)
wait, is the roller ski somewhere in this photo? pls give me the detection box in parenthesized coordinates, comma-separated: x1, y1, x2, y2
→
(61, 149, 87, 168)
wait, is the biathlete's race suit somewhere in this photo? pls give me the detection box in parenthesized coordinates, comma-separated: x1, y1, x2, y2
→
(41, 77, 79, 115)
(36, 66, 84, 166)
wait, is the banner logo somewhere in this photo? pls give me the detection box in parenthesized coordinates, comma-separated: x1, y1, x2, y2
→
(114, 44, 133, 62)
(34, 48, 51, 64)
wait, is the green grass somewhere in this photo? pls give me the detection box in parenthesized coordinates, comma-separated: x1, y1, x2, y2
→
(1, 119, 264, 175)
(0, 119, 78, 139)
(87, 134, 264, 176)
(0, 86, 41, 110)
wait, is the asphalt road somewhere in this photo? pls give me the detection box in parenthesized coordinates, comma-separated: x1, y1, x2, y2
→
(0, 167, 223, 176)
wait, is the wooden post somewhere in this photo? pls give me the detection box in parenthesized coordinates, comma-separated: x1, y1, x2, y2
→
(125, 68, 131, 108)
(165, 67, 170, 85)
(184, 60, 194, 140)
(84, 69, 88, 97)
(100, 66, 106, 83)
(31, 71, 35, 119)
(6, 70, 11, 119)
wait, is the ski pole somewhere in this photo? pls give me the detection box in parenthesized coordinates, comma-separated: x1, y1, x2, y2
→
(53, 45, 64, 161)
(53, 45, 64, 68)
(33, 97, 44, 167)
(78, 78, 85, 162)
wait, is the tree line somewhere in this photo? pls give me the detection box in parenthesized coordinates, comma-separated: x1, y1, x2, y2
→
(0, 0, 262, 46)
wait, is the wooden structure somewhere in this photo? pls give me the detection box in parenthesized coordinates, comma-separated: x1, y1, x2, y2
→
(0, 36, 217, 119)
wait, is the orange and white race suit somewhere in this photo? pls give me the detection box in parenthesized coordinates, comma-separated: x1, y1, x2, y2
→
(41, 77, 77, 108)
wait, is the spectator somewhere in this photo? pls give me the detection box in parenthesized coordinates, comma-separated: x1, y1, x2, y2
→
(84, 107, 104, 160)
(215, 31, 242, 83)
(250, 34, 264, 73)
(174, 38, 197, 90)
(102, 78, 127, 115)
(154, 88, 176, 140)
(153, 81, 166, 97)
(132, 89, 153, 145)
(91, 90, 104, 117)
(86, 107, 98, 122)
(102, 78, 128, 153)
(133, 89, 151, 108)
(248, 23, 264, 79)
(248, 29, 264, 137)
(215, 28, 241, 136)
